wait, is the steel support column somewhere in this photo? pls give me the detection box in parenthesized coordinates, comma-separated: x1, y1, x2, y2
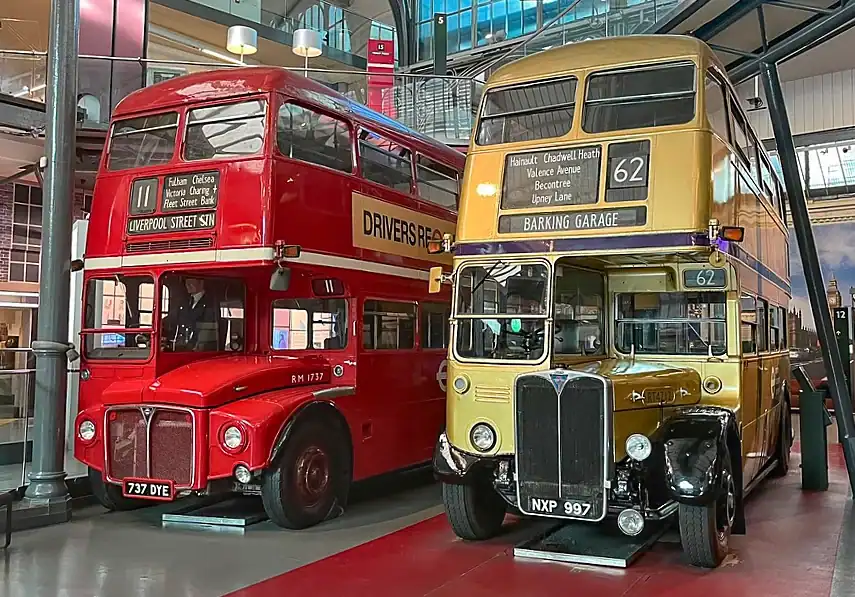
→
(23, 0, 80, 506)
(760, 61, 855, 496)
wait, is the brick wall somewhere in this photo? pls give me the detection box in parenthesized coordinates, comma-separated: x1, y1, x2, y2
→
(0, 183, 90, 286)
(0, 184, 12, 283)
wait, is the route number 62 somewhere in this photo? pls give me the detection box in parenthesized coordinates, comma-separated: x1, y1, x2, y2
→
(612, 156, 646, 184)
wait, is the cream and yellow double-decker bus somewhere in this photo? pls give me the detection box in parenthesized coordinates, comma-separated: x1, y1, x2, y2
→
(429, 35, 793, 569)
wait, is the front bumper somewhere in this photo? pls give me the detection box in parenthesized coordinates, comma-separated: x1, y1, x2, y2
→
(432, 432, 499, 484)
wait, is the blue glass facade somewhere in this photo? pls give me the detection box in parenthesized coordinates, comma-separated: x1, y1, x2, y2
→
(415, 0, 668, 63)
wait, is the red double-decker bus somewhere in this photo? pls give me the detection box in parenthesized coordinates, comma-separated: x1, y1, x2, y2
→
(73, 67, 463, 529)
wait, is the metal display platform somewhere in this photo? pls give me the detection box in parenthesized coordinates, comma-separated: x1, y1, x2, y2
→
(514, 520, 668, 568)
(160, 496, 268, 534)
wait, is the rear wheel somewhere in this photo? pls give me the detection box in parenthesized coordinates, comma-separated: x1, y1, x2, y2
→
(261, 419, 349, 529)
(88, 467, 147, 511)
(678, 450, 736, 568)
(772, 399, 793, 477)
(442, 480, 506, 541)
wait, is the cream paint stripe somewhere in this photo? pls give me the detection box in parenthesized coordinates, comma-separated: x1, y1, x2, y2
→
(287, 251, 430, 281)
(84, 247, 430, 280)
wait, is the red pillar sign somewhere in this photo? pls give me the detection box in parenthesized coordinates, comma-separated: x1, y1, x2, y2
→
(367, 39, 396, 118)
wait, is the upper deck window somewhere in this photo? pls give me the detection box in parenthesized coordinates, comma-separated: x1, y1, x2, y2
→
(416, 155, 459, 210)
(582, 62, 696, 134)
(277, 103, 353, 173)
(359, 130, 413, 193)
(476, 77, 577, 146)
(108, 112, 178, 171)
(184, 99, 266, 161)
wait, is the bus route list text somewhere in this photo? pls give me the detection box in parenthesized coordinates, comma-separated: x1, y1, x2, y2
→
(508, 147, 600, 207)
(162, 173, 219, 211)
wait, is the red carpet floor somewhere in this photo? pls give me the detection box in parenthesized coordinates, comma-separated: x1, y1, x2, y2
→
(229, 446, 849, 597)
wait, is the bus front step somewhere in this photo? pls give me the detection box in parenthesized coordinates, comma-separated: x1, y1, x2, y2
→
(161, 495, 267, 534)
(513, 519, 668, 568)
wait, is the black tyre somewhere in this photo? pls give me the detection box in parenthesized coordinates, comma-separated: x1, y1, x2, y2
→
(261, 419, 349, 529)
(88, 467, 147, 511)
(442, 480, 506, 541)
(771, 400, 793, 478)
(678, 450, 736, 568)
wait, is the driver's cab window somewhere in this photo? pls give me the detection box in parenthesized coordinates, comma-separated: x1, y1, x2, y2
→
(272, 298, 348, 349)
(160, 274, 245, 352)
(552, 265, 605, 356)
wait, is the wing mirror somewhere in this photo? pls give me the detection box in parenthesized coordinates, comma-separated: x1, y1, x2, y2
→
(270, 267, 291, 292)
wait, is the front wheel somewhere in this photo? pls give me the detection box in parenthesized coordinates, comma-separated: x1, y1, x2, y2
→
(678, 452, 736, 568)
(261, 419, 349, 529)
(442, 481, 506, 541)
(88, 467, 147, 511)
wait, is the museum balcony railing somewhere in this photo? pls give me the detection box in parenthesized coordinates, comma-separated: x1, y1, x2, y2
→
(0, 51, 475, 145)
(0, 347, 85, 494)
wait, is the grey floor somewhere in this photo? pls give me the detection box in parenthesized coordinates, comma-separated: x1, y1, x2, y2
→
(0, 470, 443, 597)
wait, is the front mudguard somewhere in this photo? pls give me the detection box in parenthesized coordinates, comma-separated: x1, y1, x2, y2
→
(660, 407, 739, 507)
(432, 432, 495, 485)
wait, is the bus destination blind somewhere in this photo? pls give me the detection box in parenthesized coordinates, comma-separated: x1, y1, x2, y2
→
(127, 170, 220, 235)
(502, 146, 602, 209)
(127, 211, 217, 235)
(161, 171, 219, 212)
(498, 206, 646, 234)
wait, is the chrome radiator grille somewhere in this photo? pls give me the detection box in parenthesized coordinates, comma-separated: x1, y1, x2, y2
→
(106, 406, 194, 487)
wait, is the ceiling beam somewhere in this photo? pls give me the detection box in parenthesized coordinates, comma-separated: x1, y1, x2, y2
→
(693, 0, 766, 41)
(0, 94, 45, 132)
(729, 0, 855, 83)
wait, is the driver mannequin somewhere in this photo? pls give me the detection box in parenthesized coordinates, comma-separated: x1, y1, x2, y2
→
(166, 278, 220, 351)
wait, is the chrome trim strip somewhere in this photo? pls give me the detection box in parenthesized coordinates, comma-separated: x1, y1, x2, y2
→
(312, 386, 356, 399)
(514, 369, 610, 523)
(103, 403, 197, 490)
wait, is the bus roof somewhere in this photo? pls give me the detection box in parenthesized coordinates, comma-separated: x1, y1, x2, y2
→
(489, 35, 720, 88)
(113, 66, 465, 167)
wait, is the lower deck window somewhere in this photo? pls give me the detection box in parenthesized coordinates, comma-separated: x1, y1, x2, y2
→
(160, 274, 245, 353)
(616, 291, 726, 356)
(363, 300, 415, 349)
(272, 298, 348, 350)
(83, 275, 155, 360)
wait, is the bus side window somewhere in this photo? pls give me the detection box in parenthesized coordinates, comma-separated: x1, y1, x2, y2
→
(358, 130, 414, 194)
(363, 300, 415, 350)
(277, 103, 353, 173)
(756, 298, 769, 352)
(420, 302, 450, 349)
(741, 294, 757, 353)
(272, 298, 348, 350)
(770, 303, 781, 350)
(729, 99, 752, 168)
(416, 155, 459, 210)
(705, 73, 730, 142)
(780, 307, 787, 348)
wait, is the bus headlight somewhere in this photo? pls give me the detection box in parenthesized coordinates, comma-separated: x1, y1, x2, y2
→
(78, 420, 96, 443)
(222, 425, 245, 451)
(470, 423, 496, 452)
(626, 434, 652, 461)
(453, 375, 470, 394)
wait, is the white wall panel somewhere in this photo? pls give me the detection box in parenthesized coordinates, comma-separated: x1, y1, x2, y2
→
(740, 68, 855, 141)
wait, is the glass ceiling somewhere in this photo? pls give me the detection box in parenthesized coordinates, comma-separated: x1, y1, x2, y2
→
(769, 138, 855, 199)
